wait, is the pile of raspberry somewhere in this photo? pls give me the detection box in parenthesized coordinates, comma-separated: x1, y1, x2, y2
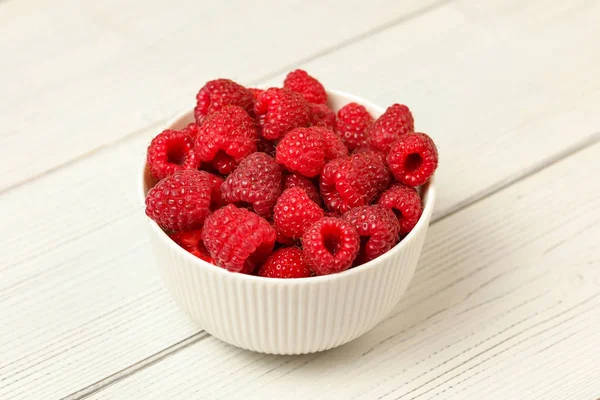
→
(145, 70, 438, 279)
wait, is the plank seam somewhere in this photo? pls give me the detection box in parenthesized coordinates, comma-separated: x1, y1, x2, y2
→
(61, 332, 208, 400)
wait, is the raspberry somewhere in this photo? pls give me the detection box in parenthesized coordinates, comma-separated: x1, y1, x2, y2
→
(221, 152, 283, 218)
(202, 205, 276, 273)
(194, 79, 254, 123)
(283, 69, 327, 105)
(194, 106, 258, 175)
(147, 129, 200, 181)
(258, 247, 312, 279)
(283, 173, 321, 205)
(320, 152, 390, 213)
(249, 88, 264, 100)
(274, 187, 324, 240)
(276, 230, 297, 246)
(342, 205, 400, 264)
(387, 133, 438, 186)
(169, 229, 214, 264)
(315, 127, 348, 160)
(145, 170, 212, 231)
(353, 147, 387, 165)
(302, 217, 360, 275)
(309, 103, 336, 129)
(254, 88, 311, 140)
(181, 122, 200, 140)
(367, 104, 414, 153)
(335, 103, 373, 150)
(276, 127, 326, 178)
(377, 183, 423, 235)
(197, 170, 224, 209)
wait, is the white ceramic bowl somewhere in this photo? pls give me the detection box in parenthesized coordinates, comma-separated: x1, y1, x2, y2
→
(139, 90, 435, 354)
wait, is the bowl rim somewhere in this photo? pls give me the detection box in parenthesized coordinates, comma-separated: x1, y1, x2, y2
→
(139, 89, 436, 285)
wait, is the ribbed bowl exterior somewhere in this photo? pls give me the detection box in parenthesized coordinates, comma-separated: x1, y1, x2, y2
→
(141, 90, 435, 354)
(147, 202, 431, 354)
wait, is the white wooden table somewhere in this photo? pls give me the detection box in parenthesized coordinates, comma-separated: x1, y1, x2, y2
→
(2, 0, 600, 398)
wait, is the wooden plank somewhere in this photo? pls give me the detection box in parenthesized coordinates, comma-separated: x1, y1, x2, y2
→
(256, 0, 600, 219)
(0, 0, 440, 192)
(0, 133, 207, 400)
(86, 141, 600, 400)
(1, 0, 600, 397)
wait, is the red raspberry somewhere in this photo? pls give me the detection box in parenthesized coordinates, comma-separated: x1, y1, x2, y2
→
(309, 103, 336, 129)
(314, 127, 348, 160)
(283, 69, 327, 105)
(197, 171, 224, 209)
(181, 122, 200, 140)
(274, 187, 324, 240)
(335, 103, 373, 150)
(320, 152, 390, 213)
(377, 183, 423, 235)
(221, 152, 283, 218)
(209, 151, 239, 175)
(194, 79, 254, 123)
(387, 133, 438, 186)
(249, 88, 264, 101)
(276, 127, 326, 178)
(353, 147, 387, 165)
(145, 170, 212, 231)
(342, 205, 400, 265)
(169, 229, 214, 264)
(194, 106, 258, 175)
(254, 88, 311, 140)
(258, 247, 312, 279)
(367, 104, 414, 153)
(302, 217, 360, 275)
(202, 204, 276, 273)
(147, 129, 200, 181)
(276, 230, 297, 246)
(283, 173, 321, 205)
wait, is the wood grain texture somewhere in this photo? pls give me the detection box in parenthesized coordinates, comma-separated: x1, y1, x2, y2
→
(87, 141, 600, 400)
(1, 0, 599, 398)
(258, 0, 600, 219)
(0, 0, 441, 192)
(0, 133, 204, 400)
